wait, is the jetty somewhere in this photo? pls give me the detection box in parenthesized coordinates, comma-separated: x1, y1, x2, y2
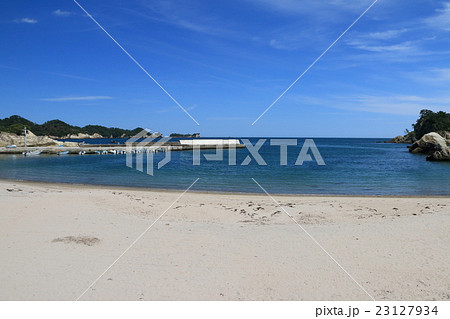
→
(0, 139, 245, 155)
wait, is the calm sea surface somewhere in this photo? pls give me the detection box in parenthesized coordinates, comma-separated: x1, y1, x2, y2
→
(0, 138, 449, 195)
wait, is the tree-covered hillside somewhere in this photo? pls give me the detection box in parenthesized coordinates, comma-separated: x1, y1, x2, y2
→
(412, 109, 450, 139)
(0, 115, 144, 138)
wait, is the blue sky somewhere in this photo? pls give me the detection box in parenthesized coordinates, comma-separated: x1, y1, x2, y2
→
(1, 0, 450, 137)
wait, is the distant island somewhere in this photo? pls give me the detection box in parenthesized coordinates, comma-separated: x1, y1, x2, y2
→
(0, 115, 199, 139)
(169, 133, 200, 138)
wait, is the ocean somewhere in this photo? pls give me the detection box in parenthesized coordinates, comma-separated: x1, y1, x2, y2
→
(0, 138, 449, 195)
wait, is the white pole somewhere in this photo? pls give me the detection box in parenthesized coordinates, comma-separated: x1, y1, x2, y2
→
(24, 127, 27, 147)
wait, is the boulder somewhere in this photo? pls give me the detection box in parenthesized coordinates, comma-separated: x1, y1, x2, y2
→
(427, 149, 450, 161)
(436, 130, 450, 145)
(409, 132, 448, 154)
(65, 133, 103, 139)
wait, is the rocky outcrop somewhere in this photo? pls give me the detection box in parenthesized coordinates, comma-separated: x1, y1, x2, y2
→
(386, 134, 415, 144)
(64, 133, 103, 139)
(388, 135, 407, 143)
(0, 131, 78, 147)
(436, 130, 450, 145)
(427, 148, 450, 161)
(408, 132, 450, 161)
(409, 132, 447, 154)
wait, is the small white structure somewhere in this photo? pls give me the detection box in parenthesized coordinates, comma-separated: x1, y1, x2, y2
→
(179, 139, 241, 146)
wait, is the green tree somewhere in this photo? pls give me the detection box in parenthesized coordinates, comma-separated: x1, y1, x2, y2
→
(413, 109, 450, 139)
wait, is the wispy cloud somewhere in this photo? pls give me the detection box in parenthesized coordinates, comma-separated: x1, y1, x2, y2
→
(366, 28, 408, 40)
(341, 23, 429, 62)
(286, 93, 450, 115)
(406, 68, 450, 85)
(244, 0, 373, 16)
(331, 94, 450, 115)
(426, 1, 450, 31)
(15, 18, 38, 24)
(345, 25, 415, 52)
(346, 39, 416, 53)
(248, 0, 377, 50)
(40, 96, 113, 102)
(0, 64, 97, 81)
(207, 116, 250, 121)
(45, 72, 98, 82)
(52, 9, 74, 17)
(127, 1, 235, 37)
(155, 105, 196, 114)
(268, 29, 319, 50)
(0, 64, 20, 70)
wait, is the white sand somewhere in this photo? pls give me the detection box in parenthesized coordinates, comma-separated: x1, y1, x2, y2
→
(0, 180, 449, 300)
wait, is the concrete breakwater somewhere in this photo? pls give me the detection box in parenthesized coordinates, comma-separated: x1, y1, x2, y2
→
(0, 139, 245, 155)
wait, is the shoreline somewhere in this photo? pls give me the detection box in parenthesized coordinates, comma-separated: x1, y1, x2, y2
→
(2, 178, 449, 198)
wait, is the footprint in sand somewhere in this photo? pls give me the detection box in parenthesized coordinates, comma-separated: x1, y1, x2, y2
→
(6, 188, 22, 192)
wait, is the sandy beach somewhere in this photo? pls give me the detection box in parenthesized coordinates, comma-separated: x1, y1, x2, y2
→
(0, 179, 449, 301)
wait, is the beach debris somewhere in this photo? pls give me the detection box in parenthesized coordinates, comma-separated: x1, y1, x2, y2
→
(52, 236, 100, 246)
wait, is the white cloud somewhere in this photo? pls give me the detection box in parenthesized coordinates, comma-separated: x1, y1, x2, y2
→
(345, 25, 415, 53)
(128, 2, 234, 37)
(16, 18, 38, 24)
(247, 0, 379, 51)
(347, 40, 416, 53)
(287, 93, 450, 115)
(366, 28, 408, 40)
(332, 94, 450, 115)
(426, 1, 450, 31)
(40, 96, 113, 102)
(407, 68, 450, 84)
(52, 9, 73, 17)
(244, 0, 373, 15)
(427, 68, 450, 81)
(45, 72, 97, 82)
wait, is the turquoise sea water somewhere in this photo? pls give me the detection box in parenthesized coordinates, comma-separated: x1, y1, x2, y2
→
(0, 138, 449, 195)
